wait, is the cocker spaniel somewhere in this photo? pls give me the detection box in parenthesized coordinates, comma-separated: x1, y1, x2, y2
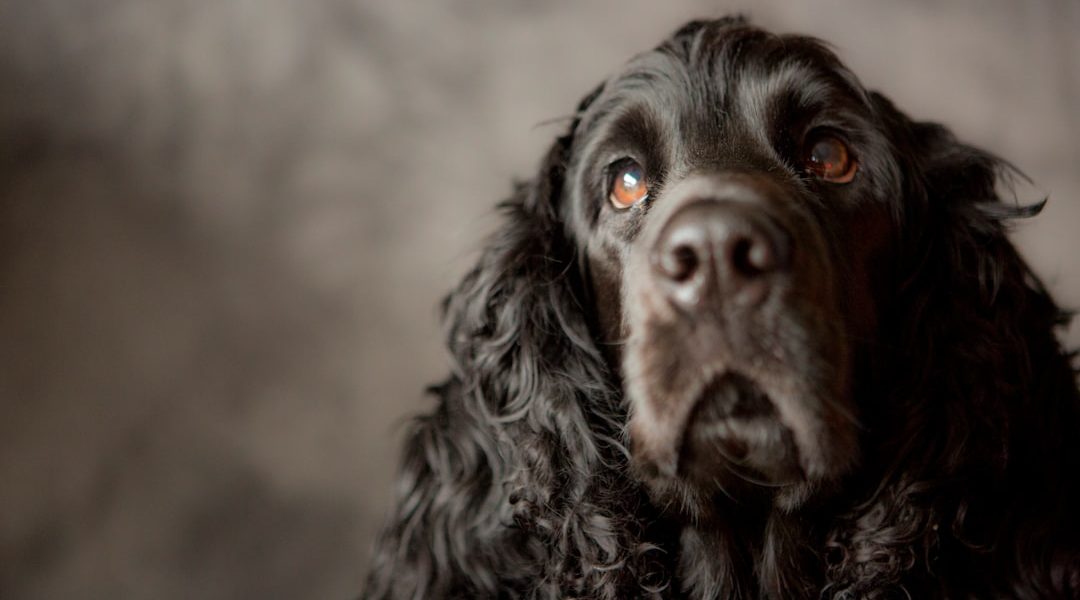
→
(365, 17, 1080, 599)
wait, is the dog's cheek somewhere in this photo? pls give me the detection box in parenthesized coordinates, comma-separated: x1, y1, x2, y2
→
(625, 316, 692, 474)
(586, 240, 627, 349)
(841, 207, 894, 342)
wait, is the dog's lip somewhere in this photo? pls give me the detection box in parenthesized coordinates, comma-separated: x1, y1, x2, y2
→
(675, 372, 804, 484)
(690, 372, 776, 423)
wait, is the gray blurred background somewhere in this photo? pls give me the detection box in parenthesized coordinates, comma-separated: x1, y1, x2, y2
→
(0, 1, 1077, 598)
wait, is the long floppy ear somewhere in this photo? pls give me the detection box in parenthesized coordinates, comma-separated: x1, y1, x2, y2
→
(364, 87, 668, 599)
(825, 94, 1080, 598)
(884, 99, 1073, 449)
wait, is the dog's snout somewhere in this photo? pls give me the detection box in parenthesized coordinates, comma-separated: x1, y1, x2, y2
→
(652, 200, 790, 309)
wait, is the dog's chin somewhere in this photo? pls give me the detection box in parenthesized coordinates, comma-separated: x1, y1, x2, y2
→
(631, 370, 844, 513)
(679, 373, 803, 487)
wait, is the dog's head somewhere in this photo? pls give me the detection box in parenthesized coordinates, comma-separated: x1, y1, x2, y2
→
(370, 17, 1071, 598)
(537, 18, 1015, 517)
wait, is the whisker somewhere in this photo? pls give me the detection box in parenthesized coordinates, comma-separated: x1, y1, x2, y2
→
(531, 113, 577, 130)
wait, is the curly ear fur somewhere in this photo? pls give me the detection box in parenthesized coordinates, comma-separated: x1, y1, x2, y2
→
(823, 95, 1080, 599)
(363, 92, 673, 599)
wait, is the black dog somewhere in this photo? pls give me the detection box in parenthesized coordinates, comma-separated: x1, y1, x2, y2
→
(365, 17, 1080, 599)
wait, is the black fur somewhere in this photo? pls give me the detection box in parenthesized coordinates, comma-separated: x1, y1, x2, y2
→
(365, 17, 1080, 599)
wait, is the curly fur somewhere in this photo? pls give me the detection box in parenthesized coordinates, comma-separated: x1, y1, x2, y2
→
(364, 126, 674, 599)
(365, 17, 1080, 599)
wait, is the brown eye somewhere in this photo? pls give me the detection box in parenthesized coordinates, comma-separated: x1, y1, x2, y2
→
(804, 134, 857, 183)
(609, 160, 649, 209)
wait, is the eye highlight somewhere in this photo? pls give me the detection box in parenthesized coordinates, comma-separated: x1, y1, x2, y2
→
(803, 133, 857, 183)
(608, 159, 649, 209)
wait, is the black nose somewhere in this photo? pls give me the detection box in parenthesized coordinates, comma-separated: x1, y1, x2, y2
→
(652, 200, 791, 310)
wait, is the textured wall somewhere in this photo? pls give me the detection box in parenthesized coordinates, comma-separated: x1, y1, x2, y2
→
(0, 1, 1077, 598)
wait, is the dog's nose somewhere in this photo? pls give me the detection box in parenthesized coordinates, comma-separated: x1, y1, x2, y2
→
(652, 200, 790, 310)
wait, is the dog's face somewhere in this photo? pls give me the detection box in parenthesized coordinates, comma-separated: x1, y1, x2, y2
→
(561, 21, 907, 514)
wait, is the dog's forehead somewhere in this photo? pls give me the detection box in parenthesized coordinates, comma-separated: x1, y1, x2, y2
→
(563, 22, 893, 243)
(580, 24, 867, 140)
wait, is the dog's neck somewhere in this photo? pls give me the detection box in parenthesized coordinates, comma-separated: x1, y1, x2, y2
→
(675, 503, 824, 600)
(673, 507, 816, 600)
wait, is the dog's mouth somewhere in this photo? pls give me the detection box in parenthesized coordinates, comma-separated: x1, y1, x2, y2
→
(678, 373, 803, 485)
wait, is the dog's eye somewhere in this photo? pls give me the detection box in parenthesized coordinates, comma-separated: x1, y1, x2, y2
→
(804, 134, 857, 183)
(609, 159, 649, 209)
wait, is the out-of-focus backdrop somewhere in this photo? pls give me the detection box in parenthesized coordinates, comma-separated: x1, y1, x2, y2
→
(0, 1, 1077, 598)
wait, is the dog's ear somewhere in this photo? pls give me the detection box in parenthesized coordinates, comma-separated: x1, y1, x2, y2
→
(443, 84, 604, 375)
(868, 91, 1046, 306)
(896, 95, 1072, 453)
(825, 92, 1078, 600)
(868, 91, 1067, 415)
(366, 83, 665, 599)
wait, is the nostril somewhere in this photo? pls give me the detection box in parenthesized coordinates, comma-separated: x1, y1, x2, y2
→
(673, 243, 699, 280)
(731, 236, 774, 277)
(731, 238, 760, 278)
(663, 244, 700, 283)
(730, 224, 792, 279)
